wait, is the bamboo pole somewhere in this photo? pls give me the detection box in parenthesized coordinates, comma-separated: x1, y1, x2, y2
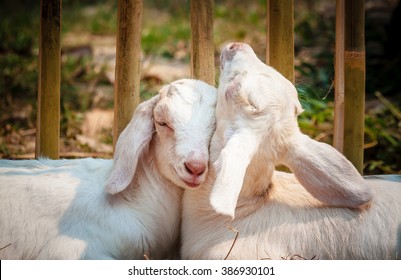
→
(343, 0, 366, 173)
(333, 0, 345, 152)
(266, 0, 294, 83)
(36, 0, 61, 159)
(114, 0, 143, 148)
(190, 0, 215, 86)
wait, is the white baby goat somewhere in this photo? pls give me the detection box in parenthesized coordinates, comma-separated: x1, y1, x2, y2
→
(181, 43, 401, 260)
(0, 78, 216, 259)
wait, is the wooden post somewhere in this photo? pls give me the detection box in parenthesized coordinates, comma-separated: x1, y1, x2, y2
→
(190, 0, 215, 86)
(36, 0, 61, 159)
(333, 0, 345, 152)
(114, 0, 143, 148)
(343, 0, 366, 173)
(266, 0, 294, 83)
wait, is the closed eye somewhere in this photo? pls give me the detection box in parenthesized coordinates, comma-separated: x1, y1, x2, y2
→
(243, 97, 258, 112)
(155, 120, 173, 130)
(243, 99, 266, 117)
(247, 102, 257, 111)
(156, 121, 168, 127)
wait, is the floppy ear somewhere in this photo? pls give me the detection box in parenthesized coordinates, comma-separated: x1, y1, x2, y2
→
(282, 133, 373, 208)
(209, 131, 260, 219)
(105, 95, 160, 194)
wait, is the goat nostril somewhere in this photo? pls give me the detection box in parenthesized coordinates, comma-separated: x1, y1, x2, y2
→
(228, 42, 240, 51)
(185, 161, 206, 176)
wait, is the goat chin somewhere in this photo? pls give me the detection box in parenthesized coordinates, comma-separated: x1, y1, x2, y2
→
(181, 42, 401, 260)
(0, 78, 217, 260)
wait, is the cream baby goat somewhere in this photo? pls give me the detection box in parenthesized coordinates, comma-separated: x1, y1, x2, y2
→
(181, 43, 401, 260)
(0, 79, 216, 259)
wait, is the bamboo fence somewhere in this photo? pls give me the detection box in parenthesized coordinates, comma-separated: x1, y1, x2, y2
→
(35, 0, 366, 173)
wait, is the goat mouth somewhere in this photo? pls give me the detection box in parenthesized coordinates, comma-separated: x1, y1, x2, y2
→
(183, 181, 201, 188)
(175, 166, 206, 188)
(181, 177, 203, 188)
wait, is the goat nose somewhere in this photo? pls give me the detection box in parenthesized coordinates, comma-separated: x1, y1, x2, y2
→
(228, 42, 242, 51)
(185, 161, 206, 176)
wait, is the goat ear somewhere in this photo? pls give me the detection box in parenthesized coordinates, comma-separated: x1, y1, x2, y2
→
(105, 95, 160, 194)
(210, 131, 260, 219)
(282, 133, 373, 208)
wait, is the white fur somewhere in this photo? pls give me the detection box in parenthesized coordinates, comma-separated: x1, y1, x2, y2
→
(0, 79, 216, 260)
(181, 43, 401, 260)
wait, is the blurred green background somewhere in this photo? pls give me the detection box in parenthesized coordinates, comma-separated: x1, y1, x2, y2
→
(0, 0, 400, 174)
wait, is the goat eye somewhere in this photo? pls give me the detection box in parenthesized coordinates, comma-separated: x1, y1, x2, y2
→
(156, 121, 168, 127)
(246, 101, 258, 112)
(248, 104, 257, 111)
(155, 120, 173, 130)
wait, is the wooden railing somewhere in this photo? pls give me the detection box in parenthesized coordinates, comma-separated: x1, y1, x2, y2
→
(35, 0, 366, 173)
(36, 0, 61, 160)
